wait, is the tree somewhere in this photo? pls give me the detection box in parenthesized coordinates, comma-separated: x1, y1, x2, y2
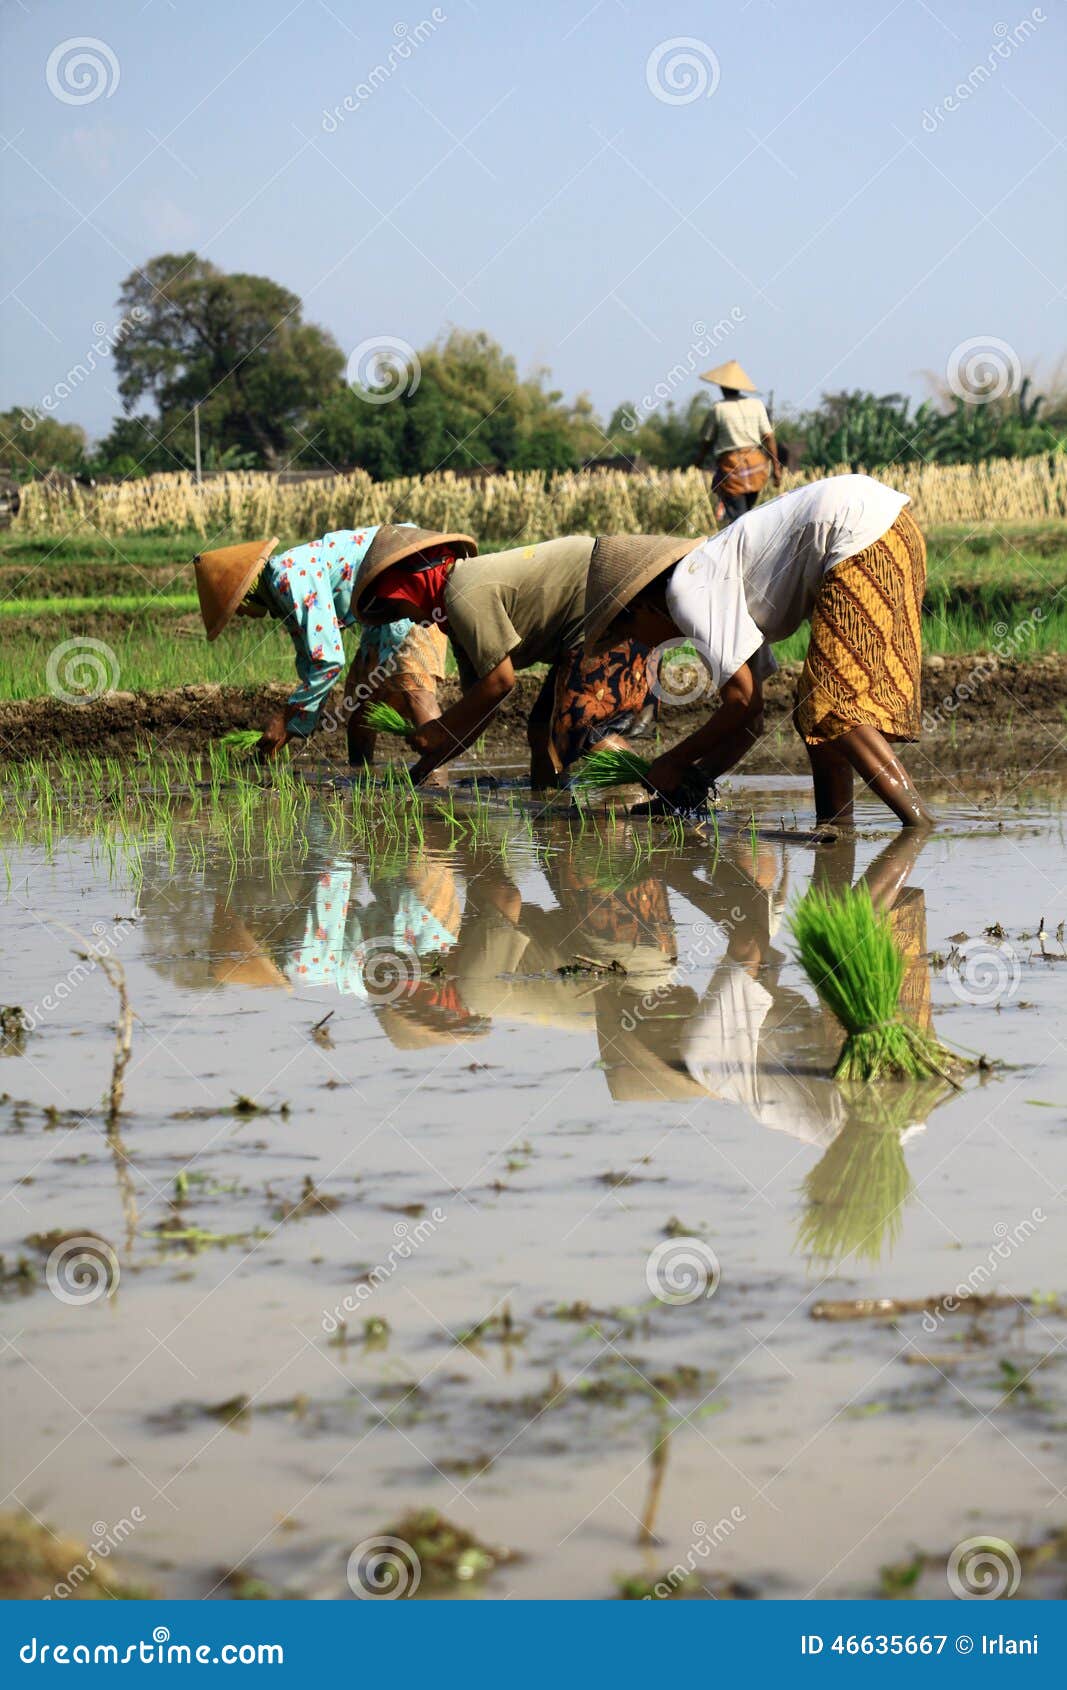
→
(0, 410, 86, 479)
(301, 329, 606, 474)
(111, 254, 344, 469)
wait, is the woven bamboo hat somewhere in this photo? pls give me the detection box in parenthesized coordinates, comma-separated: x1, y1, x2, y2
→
(354, 525, 477, 622)
(700, 359, 758, 391)
(583, 533, 704, 653)
(194, 535, 279, 641)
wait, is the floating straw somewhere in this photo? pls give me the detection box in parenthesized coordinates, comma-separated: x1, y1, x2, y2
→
(363, 703, 414, 738)
(790, 884, 967, 1084)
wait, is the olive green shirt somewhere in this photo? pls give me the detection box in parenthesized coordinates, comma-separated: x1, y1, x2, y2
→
(443, 536, 595, 683)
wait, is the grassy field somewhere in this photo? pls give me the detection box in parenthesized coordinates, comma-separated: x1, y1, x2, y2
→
(0, 524, 1065, 702)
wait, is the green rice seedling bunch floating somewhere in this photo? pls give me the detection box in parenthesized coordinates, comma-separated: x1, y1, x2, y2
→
(362, 703, 414, 738)
(791, 884, 967, 1084)
(571, 747, 653, 790)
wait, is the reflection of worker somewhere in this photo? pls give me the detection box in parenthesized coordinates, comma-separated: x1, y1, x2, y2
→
(695, 360, 781, 524)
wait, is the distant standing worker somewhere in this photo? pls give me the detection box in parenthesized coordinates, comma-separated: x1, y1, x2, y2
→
(696, 358, 782, 523)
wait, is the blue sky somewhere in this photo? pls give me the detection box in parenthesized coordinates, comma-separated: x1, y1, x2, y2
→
(2, 0, 1064, 443)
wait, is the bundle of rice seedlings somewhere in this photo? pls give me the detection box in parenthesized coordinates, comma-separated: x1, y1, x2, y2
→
(218, 729, 262, 753)
(790, 884, 966, 1083)
(363, 703, 414, 738)
(572, 747, 653, 790)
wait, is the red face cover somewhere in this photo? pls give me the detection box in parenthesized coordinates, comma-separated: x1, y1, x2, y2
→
(370, 553, 456, 626)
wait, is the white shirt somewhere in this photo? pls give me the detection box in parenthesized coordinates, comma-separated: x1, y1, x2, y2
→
(666, 474, 910, 691)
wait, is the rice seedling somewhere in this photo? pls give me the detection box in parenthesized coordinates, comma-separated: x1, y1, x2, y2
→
(218, 729, 262, 754)
(790, 884, 968, 1084)
(362, 703, 414, 738)
(572, 748, 653, 790)
(797, 1121, 913, 1264)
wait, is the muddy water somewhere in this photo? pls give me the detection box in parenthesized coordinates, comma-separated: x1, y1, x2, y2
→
(1, 776, 1065, 1600)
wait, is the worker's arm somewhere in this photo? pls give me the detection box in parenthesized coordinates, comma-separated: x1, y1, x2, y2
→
(408, 655, 516, 782)
(761, 430, 783, 487)
(643, 664, 764, 795)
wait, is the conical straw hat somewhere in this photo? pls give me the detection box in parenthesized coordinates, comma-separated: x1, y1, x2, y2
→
(583, 533, 704, 653)
(354, 525, 477, 622)
(194, 536, 279, 641)
(209, 907, 290, 989)
(700, 358, 758, 391)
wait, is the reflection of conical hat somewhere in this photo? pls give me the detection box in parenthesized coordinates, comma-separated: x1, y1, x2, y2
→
(354, 525, 477, 621)
(376, 1005, 489, 1048)
(193, 536, 279, 641)
(583, 533, 704, 653)
(209, 908, 290, 990)
(699, 359, 758, 391)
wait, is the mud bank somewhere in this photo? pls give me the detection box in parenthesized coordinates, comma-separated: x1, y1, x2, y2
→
(1, 652, 1066, 773)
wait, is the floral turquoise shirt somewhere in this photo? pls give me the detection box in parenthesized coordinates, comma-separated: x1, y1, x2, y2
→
(263, 526, 416, 737)
(286, 865, 458, 999)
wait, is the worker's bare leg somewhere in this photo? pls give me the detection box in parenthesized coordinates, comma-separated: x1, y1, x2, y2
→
(836, 724, 934, 828)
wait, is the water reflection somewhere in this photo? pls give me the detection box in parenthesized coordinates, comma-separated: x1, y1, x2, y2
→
(139, 820, 957, 1262)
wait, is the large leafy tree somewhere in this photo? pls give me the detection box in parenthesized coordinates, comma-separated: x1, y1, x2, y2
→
(301, 329, 605, 475)
(0, 411, 86, 479)
(111, 254, 344, 469)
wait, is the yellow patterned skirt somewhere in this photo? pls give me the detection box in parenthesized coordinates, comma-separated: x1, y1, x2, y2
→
(794, 509, 926, 747)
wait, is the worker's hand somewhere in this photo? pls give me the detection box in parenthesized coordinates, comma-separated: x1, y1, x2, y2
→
(643, 750, 691, 797)
(256, 715, 291, 762)
(773, 467, 783, 488)
(409, 719, 450, 758)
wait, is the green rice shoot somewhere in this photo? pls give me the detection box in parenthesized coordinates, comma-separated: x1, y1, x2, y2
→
(218, 729, 261, 753)
(363, 703, 414, 738)
(790, 884, 967, 1084)
(571, 747, 653, 790)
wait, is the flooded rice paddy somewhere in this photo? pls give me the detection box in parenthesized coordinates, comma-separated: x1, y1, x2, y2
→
(1, 763, 1066, 1600)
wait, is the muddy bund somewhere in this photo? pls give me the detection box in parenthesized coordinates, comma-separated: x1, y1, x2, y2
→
(2, 754, 1065, 1602)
